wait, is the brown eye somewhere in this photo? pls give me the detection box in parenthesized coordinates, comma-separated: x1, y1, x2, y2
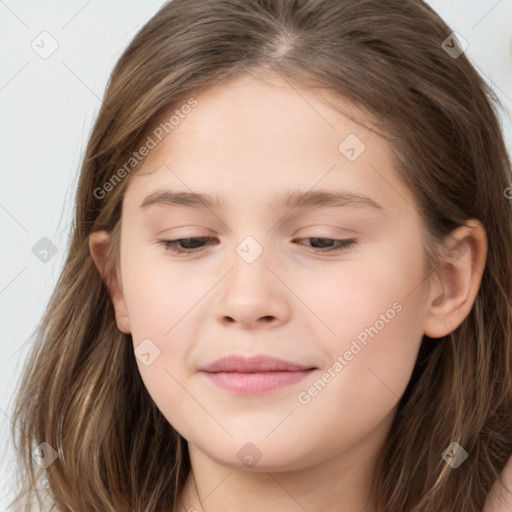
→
(158, 237, 215, 253)
(295, 238, 356, 253)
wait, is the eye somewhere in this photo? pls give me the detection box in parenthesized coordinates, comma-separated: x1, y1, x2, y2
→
(157, 236, 356, 255)
(158, 237, 215, 253)
(294, 237, 356, 253)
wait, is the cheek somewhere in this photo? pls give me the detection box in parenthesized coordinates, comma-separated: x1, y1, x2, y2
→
(119, 246, 214, 426)
(303, 237, 426, 349)
(290, 274, 426, 462)
(120, 244, 213, 340)
(297, 238, 428, 405)
(293, 300, 424, 463)
(122, 262, 202, 432)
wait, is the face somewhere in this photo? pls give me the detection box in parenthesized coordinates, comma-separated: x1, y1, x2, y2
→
(114, 72, 432, 471)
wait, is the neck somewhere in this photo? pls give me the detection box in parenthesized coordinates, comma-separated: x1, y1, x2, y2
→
(174, 409, 394, 512)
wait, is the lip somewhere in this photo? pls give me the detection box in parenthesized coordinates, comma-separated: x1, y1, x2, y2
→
(200, 354, 314, 372)
(200, 355, 316, 394)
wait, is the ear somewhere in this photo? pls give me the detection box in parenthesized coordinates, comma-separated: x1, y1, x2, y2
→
(423, 219, 487, 338)
(89, 230, 131, 334)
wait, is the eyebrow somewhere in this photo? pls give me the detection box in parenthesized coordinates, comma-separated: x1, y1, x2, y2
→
(139, 188, 383, 211)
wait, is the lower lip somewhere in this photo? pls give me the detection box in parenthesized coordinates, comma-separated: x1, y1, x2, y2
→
(202, 369, 315, 394)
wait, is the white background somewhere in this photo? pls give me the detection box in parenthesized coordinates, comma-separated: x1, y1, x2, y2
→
(1, 0, 511, 508)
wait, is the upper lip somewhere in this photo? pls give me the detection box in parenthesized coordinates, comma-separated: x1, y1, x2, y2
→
(200, 355, 315, 373)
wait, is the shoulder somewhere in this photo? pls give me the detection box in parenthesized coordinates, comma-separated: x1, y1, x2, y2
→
(483, 455, 512, 512)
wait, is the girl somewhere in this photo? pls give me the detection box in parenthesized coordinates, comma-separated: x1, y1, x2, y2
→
(9, 0, 512, 510)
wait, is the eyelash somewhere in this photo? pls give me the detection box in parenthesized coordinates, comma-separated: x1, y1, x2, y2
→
(157, 237, 356, 254)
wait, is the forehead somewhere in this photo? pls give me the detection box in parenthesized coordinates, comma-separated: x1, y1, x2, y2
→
(133, 71, 382, 165)
(122, 72, 415, 216)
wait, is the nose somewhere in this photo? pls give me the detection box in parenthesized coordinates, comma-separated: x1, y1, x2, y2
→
(213, 245, 291, 330)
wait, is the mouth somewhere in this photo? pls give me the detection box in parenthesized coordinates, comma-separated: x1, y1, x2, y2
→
(199, 354, 317, 394)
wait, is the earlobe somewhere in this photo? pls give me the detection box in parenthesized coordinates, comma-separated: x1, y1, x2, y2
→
(423, 220, 487, 339)
(88, 230, 132, 334)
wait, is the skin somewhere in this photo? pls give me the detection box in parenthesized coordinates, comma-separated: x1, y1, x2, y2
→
(89, 72, 489, 511)
(484, 459, 512, 511)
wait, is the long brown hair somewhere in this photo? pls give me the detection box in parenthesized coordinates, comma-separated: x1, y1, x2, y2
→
(9, 0, 512, 510)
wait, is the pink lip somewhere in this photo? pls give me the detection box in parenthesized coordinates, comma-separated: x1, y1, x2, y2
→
(200, 355, 316, 394)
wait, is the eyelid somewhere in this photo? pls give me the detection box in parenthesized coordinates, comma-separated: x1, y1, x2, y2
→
(154, 224, 216, 237)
